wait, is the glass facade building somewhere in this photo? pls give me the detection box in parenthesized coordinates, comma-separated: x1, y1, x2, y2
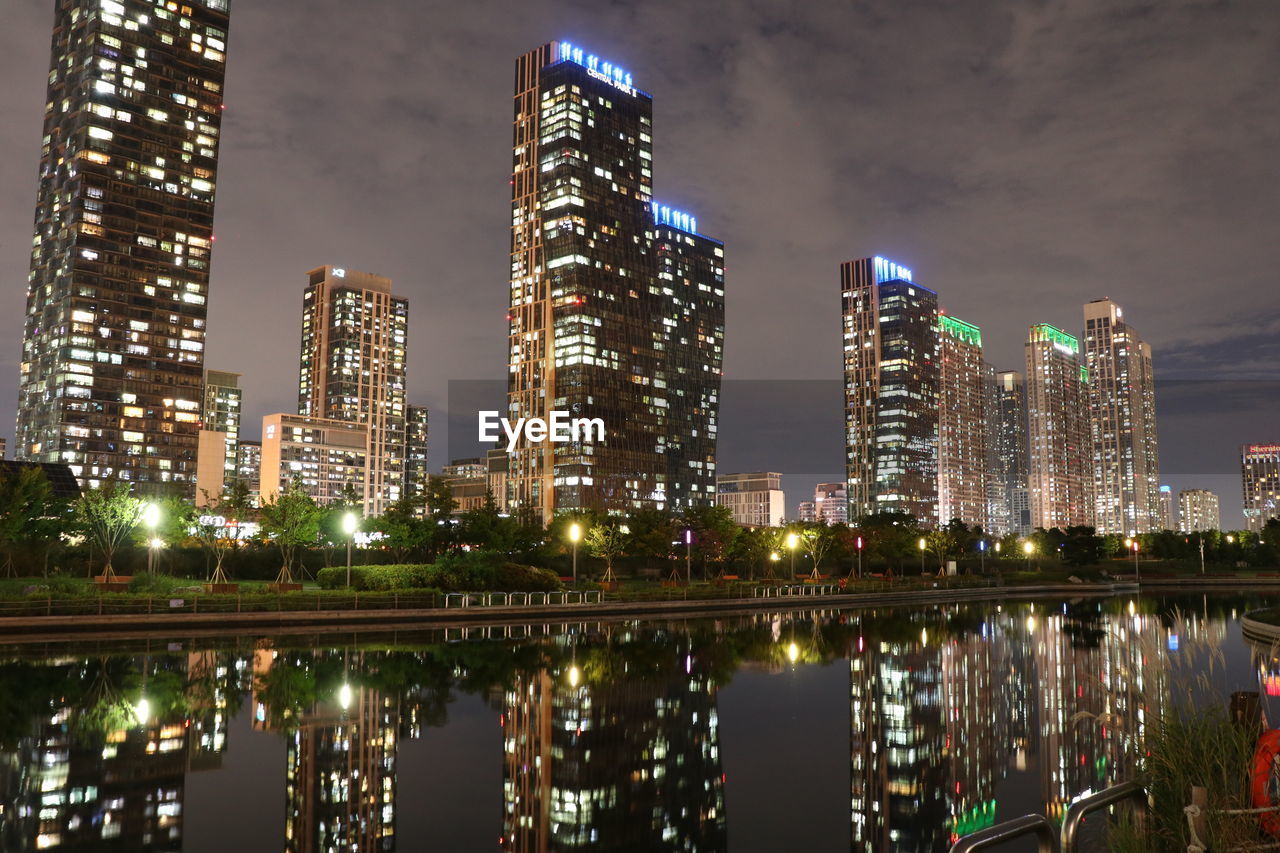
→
(17, 0, 231, 495)
(842, 256, 939, 525)
(988, 370, 1030, 536)
(507, 41, 723, 523)
(1242, 444, 1280, 532)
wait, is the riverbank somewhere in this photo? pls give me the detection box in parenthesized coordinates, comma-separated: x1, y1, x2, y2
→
(0, 579, 1145, 643)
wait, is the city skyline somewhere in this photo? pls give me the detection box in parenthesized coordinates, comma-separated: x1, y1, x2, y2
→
(2, 3, 1277, 524)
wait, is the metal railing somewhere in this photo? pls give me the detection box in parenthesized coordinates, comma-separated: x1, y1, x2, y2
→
(950, 814, 1059, 853)
(951, 782, 1148, 853)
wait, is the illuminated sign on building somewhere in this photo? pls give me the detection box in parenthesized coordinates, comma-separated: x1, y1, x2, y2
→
(557, 41, 638, 96)
(1247, 445, 1280, 454)
(873, 255, 912, 283)
(651, 201, 697, 235)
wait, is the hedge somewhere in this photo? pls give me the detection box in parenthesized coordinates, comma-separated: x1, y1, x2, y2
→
(316, 555, 561, 592)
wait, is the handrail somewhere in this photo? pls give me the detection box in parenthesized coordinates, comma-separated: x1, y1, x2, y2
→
(950, 814, 1059, 853)
(1060, 781, 1147, 852)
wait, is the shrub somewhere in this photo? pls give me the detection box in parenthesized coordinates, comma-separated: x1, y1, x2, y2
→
(127, 574, 186, 595)
(315, 564, 430, 591)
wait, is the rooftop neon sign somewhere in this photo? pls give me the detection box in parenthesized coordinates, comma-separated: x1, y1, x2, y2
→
(939, 315, 981, 347)
(1031, 323, 1079, 354)
(873, 256, 912, 283)
(557, 41, 639, 96)
(652, 201, 697, 235)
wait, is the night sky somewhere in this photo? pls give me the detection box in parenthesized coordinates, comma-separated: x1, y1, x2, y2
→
(1, 0, 1277, 525)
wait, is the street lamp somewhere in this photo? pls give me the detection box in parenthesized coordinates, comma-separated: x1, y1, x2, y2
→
(786, 641, 799, 664)
(142, 502, 161, 574)
(855, 535, 864, 579)
(135, 696, 151, 726)
(342, 511, 359, 588)
(786, 532, 799, 580)
(568, 522, 582, 584)
(685, 529, 693, 585)
(919, 537, 927, 574)
(1023, 540, 1034, 571)
(978, 539, 987, 574)
(338, 682, 353, 711)
(1131, 538, 1141, 581)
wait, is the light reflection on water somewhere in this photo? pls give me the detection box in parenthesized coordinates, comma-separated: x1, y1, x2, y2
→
(0, 592, 1276, 852)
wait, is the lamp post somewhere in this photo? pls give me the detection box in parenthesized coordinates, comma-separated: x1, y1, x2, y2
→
(786, 532, 799, 580)
(769, 551, 780, 580)
(342, 511, 359, 588)
(855, 535, 864, 579)
(978, 539, 987, 574)
(142, 502, 161, 575)
(568, 522, 582, 585)
(1132, 539, 1141, 581)
(919, 537, 926, 575)
(1023, 540, 1034, 571)
(1199, 535, 1206, 575)
(685, 529, 693, 585)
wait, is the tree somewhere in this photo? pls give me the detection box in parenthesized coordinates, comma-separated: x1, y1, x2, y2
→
(74, 483, 144, 580)
(191, 486, 246, 584)
(585, 523, 628, 583)
(258, 480, 322, 584)
(680, 504, 739, 580)
(0, 467, 60, 577)
(801, 523, 838, 578)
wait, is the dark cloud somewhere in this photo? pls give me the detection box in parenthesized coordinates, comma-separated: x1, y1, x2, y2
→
(1, 0, 1277, 524)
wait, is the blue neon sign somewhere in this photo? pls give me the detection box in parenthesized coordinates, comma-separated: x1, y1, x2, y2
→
(873, 256, 913, 283)
(651, 201, 697, 235)
(558, 41, 637, 95)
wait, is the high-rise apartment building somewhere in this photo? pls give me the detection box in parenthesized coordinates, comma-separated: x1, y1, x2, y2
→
(797, 501, 817, 523)
(716, 472, 784, 527)
(400, 404, 429, 501)
(298, 266, 408, 515)
(842, 256, 939, 525)
(988, 371, 1030, 536)
(1158, 485, 1175, 530)
(937, 315, 987, 527)
(506, 41, 723, 523)
(813, 482, 849, 525)
(235, 439, 260, 505)
(1243, 444, 1280, 532)
(1083, 299, 1161, 534)
(16, 0, 231, 494)
(1178, 489, 1220, 532)
(1025, 325, 1093, 530)
(194, 368, 240, 503)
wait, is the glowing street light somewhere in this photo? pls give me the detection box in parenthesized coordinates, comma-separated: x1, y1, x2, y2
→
(1023, 540, 1035, 571)
(1131, 538, 1141, 580)
(568, 665, 581, 688)
(568, 522, 582, 584)
(855, 535, 864, 579)
(135, 697, 151, 726)
(919, 536, 927, 574)
(786, 642, 799, 664)
(338, 682, 353, 711)
(786, 532, 799, 579)
(342, 511, 359, 588)
(685, 528, 693, 585)
(142, 502, 161, 575)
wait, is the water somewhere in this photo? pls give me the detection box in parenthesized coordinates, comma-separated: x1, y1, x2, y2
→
(0, 592, 1277, 852)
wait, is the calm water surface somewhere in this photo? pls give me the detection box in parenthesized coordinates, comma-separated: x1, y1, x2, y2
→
(1, 592, 1277, 852)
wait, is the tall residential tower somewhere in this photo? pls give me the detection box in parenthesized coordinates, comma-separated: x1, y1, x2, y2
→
(506, 41, 724, 522)
(842, 257, 939, 525)
(1025, 325, 1093, 530)
(17, 0, 231, 493)
(937, 315, 987, 528)
(1083, 298, 1161, 534)
(297, 266, 407, 515)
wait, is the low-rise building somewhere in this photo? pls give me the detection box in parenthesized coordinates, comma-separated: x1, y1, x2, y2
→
(259, 414, 369, 510)
(716, 472, 784, 527)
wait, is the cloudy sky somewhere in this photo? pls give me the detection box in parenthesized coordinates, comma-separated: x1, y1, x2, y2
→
(1, 0, 1277, 524)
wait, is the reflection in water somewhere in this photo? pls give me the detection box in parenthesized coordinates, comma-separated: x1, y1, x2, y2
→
(0, 596, 1255, 851)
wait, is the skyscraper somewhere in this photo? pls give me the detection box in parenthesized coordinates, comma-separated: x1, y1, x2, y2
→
(1178, 489, 1221, 532)
(298, 266, 407, 515)
(842, 256, 939, 525)
(1083, 298, 1161, 534)
(1243, 444, 1280, 532)
(1025, 324, 1093, 530)
(400, 404, 429, 500)
(506, 41, 723, 523)
(16, 0, 231, 494)
(937, 315, 987, 527)
(989, 371, 1030, 536)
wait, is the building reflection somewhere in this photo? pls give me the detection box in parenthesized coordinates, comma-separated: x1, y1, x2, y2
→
(253, 648, 400, 853)
(502, 634, 727, 851)
(849, 602, 1218, 850)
